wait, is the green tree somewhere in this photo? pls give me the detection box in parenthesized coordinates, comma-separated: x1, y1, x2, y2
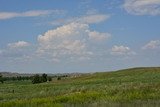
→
(42, 73, 47, 82)
(0, 73, 4, 83)
(57, 76, 61, 80)
(32, 74, 41, 84)
(17, 76, 22, 81)
(48, 77, 52, 81)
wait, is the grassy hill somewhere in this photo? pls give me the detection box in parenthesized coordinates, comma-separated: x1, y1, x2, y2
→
(1, 67, 160, 107)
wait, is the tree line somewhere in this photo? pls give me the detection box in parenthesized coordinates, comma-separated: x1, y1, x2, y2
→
(0, 73, 68, 84)
(0, 73, 32, 83)
(0, 73, 4, 83)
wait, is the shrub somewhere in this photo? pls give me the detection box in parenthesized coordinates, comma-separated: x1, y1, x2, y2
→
(32, 74, 48, 84)
(42, 73, 47, 82)
(57, 77, 61, 80)
(0, 73, 4, 83)
(32, 74, 41, 84)
(48, 77, 52, 81)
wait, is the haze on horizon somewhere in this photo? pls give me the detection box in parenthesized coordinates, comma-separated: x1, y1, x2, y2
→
(0, 0, 160, 73)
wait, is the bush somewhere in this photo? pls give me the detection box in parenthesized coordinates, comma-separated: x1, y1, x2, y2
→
(42, 73, 47, 82)
(32, 74, 48, 84)
(48, 77, 52, 81)
(32, 74, 41, 84)
(57, 77, 61, 80)
(0, 73, 4, 83)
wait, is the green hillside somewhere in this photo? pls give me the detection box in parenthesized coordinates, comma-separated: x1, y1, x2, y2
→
(1, 67, 160, 107)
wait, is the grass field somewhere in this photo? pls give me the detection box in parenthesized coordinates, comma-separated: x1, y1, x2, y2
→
(1, 67, 160, 107)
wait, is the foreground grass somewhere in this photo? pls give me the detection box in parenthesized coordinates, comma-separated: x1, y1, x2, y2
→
(0, 67, 160, 107)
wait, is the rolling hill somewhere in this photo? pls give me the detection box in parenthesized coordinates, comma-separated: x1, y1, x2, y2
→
(0, 67, 160, 107)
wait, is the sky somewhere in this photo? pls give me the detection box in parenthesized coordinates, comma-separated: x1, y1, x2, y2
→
(0, 0, 160, 73)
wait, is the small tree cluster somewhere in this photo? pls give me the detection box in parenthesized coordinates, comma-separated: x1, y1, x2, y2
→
(32, 74, 41, 84)
(42, 73, 47, 82)
(56, 75, 68, 80)
(2, 76, 31, 81)
(0, 73, 4, 83)
(32, 73, 51, 84)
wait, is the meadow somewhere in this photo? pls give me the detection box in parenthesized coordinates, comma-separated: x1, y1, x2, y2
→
(1, 67, 160, 107)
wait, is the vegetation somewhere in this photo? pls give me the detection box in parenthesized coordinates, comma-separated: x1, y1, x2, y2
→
(57, 76, 61, 80)
(42, 73, 47, 82)
(0, 67, 160, 107)
(48, 77, 52, 82)
(1, 76, 31, 82)
(0, 73, 4, 83)
(32, 74, 42, 84)
(32, 73, 48, 84)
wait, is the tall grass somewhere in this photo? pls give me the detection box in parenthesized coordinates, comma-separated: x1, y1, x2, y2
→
(0, 67, 160, 107)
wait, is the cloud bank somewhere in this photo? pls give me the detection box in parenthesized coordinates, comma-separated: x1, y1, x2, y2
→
(0, 10, 64, 20)
(7, 41, 30, 49)
(51, 14, 110, 25)
(142, 40, 160, 49)
(123, 0, 160, 15)
(111, 45, 136, 56)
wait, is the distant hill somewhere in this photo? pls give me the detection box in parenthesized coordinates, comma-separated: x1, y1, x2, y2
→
(0, 72, 34, 77)
(1, 67, 159, 77)
(0, 71, 85, 77)
(1, 66, 160, 107)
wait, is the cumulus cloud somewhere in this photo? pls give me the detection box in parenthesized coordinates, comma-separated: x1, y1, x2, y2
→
(0, 10, 63, 20)
(37, 22, 110, 61)
(123, 0, 160, 15)
(0, 41, 32, 59)
(111, 45, 136, 55)
(1, 21, 111, 63)
(0, 41, 36, 64)
(142, 40, 160, 49)
(88, 31, 111, 41)
(7, 41, 30, 49)
(51, 14, 110, 25)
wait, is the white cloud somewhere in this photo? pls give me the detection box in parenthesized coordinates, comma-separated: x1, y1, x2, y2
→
(0, 10, 63, 20)
(51, 14, 110, 25)
(77, 14, 110, 24)
(0, 41, 35, 63)
(111, 45, 136, 55)
(37, 22, 109, 61)
(0, 12, 19, 20)
(7, 41, 30, 49)
(88, 31, 111, 41)
(123, 0, 160, 15)
(1, 22, 111, 63)
(142, 40, 160, 49)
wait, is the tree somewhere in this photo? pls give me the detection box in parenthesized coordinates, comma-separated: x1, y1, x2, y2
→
(48, 77, 52, 81)
(32, 74, 41, 84)
(57, 76, 61, 80)
(11, 77, 16, 81)
(17, 76, 22, 81)
(0, 73, 4, 83)
(42, 73, 47, 82)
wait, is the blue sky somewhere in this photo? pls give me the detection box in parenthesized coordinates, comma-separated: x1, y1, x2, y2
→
(0, 0, 160, 73)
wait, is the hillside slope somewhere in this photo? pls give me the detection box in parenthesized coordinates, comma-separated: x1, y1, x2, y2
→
(1, 67, 160, 107)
